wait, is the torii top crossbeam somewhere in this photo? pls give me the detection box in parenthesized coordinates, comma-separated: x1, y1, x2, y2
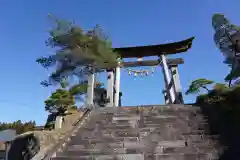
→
(113, 37, 194, 58)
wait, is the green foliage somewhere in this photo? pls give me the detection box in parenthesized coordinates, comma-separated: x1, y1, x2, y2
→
(0, 120, 36, 134)
(212, 14, 234, 65)
(44, 89, 75, 113)
(213, 83, 228, 91)
(68, 83, 88, 96)
(212, 14, 240, 31)
(185, 78, 214, 95)
(225, 69, 240, 81)
(71, 106, 78, 110)
(44, 81, 91, 114)
(196, 85, 240, 105)
(212, 13, 240, 82)
(196, 87, 240, 159)
(36, 14, 118, 86)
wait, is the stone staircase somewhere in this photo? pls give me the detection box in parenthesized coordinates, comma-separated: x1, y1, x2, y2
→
(50, 105, 221, 160)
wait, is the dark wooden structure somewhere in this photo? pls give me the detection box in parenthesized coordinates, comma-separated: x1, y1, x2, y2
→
(114, 37, 194, 58)
(110, 37, 194, 105)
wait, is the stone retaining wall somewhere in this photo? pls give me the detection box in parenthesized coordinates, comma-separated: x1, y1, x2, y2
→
(0, 111, 83, 159)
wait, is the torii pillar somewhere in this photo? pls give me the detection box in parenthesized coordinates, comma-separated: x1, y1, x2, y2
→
(160, 55, 176, 103)
(114, 59, 121, 107)
(106, 69, 114, 106)
(86, 68, 95, 108)
(169, 64, 184, 104)
(162, 90, 170, 104)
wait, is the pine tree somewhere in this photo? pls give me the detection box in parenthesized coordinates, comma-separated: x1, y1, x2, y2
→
(212, 13, 240, 83)
(37, 14, 118, 87)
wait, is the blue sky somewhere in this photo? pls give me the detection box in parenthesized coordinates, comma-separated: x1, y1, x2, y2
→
(0, 0, 239, 125)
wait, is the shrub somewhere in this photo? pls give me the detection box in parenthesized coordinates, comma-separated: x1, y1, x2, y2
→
(0, 120, 36, 134)
(196, 86, 240, 159)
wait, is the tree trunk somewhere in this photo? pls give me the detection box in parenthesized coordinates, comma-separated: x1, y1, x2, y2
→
(201, 86, 209, 92)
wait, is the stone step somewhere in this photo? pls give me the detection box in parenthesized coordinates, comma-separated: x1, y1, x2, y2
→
(186, 134, 219, 141)
(145, 153, 217, 160)
(58, 148, 126, 156)
(112, 116, 140, 120)
(85, 124, 134, 130)
(74, 131, 216, 139)
(67, 140, 189, 149)
(94, 125, 134, 130)
(67, 143, 124, 150)
(67, 137, 215, 148)
(143, 116, 205, 122)
(63, 140, 216, 156)
(59, 146, 200, 157)
(51, 106, 220, 160)
(74, 131, 214, 142)
(51, 153, 216, 160)
(52, 154, 144, 160)
(69, 136, 140, 145)
(69, 137, 122, 144)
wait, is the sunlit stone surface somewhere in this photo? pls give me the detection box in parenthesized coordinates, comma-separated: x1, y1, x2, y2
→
(51, 105, 221, 160)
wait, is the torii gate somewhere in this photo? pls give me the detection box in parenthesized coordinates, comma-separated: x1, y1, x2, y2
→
(86, 37, 194, 107)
